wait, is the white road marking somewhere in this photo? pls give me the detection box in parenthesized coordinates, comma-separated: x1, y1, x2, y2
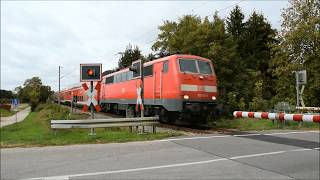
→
(263, 131, 319, 136)
(153, 130, 319, 142)
(233, 133, 261, 137)
(22, 147, 319, 180)
(230, 151, 286, 160)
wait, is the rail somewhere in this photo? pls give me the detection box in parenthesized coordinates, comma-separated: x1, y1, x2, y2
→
(51, 116, 160, 134)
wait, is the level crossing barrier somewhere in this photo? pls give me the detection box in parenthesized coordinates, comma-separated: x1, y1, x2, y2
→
(233, 111, 320, 123)
(51, 116, 159, 134)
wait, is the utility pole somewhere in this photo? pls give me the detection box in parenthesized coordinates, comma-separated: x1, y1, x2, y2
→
(58, 66, 61, 105)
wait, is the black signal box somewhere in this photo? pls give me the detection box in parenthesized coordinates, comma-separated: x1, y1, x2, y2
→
(80, 64, 102, 82)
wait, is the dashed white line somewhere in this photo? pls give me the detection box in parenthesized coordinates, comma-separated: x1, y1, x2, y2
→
(23, 147, 319, 180)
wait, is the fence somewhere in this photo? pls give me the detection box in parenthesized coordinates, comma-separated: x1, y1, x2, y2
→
(51, 116, 160, 134)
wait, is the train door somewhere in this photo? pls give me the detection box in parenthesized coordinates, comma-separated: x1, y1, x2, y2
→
(154, 63, 162, 100)
(154, 60, 169, 100)
(101, 78, 106, 101)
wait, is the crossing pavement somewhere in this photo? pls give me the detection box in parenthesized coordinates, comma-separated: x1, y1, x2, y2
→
(0, 106, 30, 128)
(1, 130, 319, 180)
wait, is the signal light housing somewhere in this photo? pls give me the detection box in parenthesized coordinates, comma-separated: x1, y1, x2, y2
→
(80, 64, 102, 82)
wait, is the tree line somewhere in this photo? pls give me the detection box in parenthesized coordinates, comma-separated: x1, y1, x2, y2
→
(117, 0, 319, 114)
(0, 77, 54, 111)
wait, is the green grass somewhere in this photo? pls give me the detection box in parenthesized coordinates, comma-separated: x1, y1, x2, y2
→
(0, 103, 29, 117)
(216, 118, 320, 131)
(0, 104, 180, 148)
(0, 109, 15, 117)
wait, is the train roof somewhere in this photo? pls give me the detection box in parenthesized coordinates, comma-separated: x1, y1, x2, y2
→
(103, 54, 211, 78)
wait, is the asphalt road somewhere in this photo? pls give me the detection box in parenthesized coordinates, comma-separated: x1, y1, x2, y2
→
(1, 130, 319, 180)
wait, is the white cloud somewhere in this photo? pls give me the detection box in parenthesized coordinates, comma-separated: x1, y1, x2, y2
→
(1, 1, 288, 91)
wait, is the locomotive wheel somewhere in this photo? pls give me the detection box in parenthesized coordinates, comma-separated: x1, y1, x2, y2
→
(159, 108, 170, 123)
(159, 108, 179, 124)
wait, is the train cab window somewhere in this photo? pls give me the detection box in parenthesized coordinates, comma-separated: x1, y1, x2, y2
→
(132, 61, 141, 78)
(163, 61, 168, 73)
(143, 65, 153, 77)
(179, 59, 198, 73)
(198, 61, 212, 74)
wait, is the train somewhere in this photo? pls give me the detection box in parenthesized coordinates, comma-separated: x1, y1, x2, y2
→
(57, 54, 218, 125)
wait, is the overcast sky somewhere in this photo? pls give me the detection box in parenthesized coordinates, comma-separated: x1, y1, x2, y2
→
(1, 1, 289, 91)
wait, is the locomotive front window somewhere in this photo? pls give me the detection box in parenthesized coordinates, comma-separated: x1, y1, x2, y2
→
(179, 59, 198, 73)
(198, 61, 212, 74)
(132, 61, 141, 78)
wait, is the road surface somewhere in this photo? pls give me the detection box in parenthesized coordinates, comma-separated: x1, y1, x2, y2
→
(1, 130, 319, 180)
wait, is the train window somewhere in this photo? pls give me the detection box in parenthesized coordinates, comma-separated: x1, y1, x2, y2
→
(127, 71, 133, 80)
(132, 61, 141, 78)
(106, 76, 114, 84)
(163, 61, 168, 73)
(197, 61, 212, 74)
(114, 74, 118, 83)
(115, 74, 120, 83)
(179, 59, 198, 73)
(143, 65, 153, 77)
(121, 72, 127, 82)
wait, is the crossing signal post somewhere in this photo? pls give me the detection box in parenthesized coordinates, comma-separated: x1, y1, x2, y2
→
(129, 60, 146, 133)
(80, 63, 102, 135)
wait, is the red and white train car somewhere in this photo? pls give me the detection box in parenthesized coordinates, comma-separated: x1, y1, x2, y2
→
(57, 54, 218, 124)
(100, 54, 218, 123)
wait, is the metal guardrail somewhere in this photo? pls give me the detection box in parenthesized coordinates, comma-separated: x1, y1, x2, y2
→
(51, 116, 160, 133)
(296, 107, 320, 111)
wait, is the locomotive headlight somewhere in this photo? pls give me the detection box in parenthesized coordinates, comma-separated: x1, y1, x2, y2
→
(183, 95, 189, 100)
(212, 96, 216, 101)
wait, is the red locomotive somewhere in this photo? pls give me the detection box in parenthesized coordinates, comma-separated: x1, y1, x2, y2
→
(57, 54, 218, 124)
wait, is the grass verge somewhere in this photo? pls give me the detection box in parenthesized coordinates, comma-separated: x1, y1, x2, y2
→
(0, 109, 15, 117)
(216, 118, 320, 131)
(0, 104, 180, 148)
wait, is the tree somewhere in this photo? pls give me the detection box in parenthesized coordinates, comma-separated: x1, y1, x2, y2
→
(272, 0, 320, 107)
(152, 15, 211, 57)
(0, 89, 16, 103)
(226, 5, 245, 38)
(118, 44, 143, 69)
(238, 11, 277, 108)
(151, 9, 278, 113)
(15, 77, 53, 111)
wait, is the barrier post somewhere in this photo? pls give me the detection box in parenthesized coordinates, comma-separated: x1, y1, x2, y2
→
(89, 81, 96, 136)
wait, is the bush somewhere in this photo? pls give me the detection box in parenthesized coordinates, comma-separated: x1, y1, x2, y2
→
(34, 103, 47, 112)
(0, 104, 11, 111)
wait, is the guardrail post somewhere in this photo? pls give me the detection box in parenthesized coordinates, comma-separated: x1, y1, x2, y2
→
(152, 126, 156, 134)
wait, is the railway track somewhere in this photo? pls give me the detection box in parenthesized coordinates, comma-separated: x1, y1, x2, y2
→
(63, 104, 233, 135)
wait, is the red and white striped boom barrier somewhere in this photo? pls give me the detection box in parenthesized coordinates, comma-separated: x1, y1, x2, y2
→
(233, 111, 320, 123)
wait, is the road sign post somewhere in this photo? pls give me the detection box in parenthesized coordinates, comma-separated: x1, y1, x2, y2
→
(11, 99, 19, 124)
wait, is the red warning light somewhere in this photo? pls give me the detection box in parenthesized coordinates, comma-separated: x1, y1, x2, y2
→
(87, 69, 94, 76)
